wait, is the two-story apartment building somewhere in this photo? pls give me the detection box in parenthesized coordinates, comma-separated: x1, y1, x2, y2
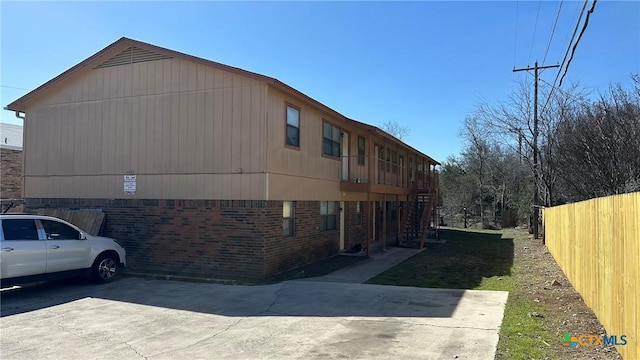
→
(5, 37, 439, 280)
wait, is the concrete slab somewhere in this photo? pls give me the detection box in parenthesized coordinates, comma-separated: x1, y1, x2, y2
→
(1, 277, 508, 360)
(308, 247, 423, 283)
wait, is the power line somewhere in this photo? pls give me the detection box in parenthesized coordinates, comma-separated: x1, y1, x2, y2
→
(513, 0, 520, 69)
(539, 78, 586, 104)
(1, 85, 31, 91)
(539, 0, 589, 115)
(542, 0, 564, 65)
(558, 0, 597, 88)
(560, 0, 585, 61)
(528, 0, 543, 65)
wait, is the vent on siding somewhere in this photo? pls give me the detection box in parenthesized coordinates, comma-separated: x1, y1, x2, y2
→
(95, 46, 172, 68)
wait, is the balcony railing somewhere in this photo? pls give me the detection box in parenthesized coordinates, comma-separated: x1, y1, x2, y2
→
(339, 155, 435, 193)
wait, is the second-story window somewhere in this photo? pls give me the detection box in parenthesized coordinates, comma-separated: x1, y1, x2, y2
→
(286, 105, 300, 147)
(357, 136, 365, 165)
(386, 148, 391, 172)
(323, 122, 341, 157)
(392, 150, 398, 173)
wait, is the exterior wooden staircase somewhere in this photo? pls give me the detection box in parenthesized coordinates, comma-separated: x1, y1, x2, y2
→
(399, 172, 438, 248)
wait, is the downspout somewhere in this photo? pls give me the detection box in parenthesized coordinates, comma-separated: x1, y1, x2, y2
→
(264, 84, 269, 201)
(13, 110, 27, 203)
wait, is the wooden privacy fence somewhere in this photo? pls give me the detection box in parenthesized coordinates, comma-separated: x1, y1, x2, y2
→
(35, 209, 106, 236)
(543, 192, 639, 360)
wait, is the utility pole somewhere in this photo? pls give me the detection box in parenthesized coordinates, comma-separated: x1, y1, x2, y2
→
(513, 61, 559, 242)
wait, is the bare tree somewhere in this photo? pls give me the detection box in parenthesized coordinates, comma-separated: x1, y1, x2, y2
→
(555, 80, 640, 201)
(381, 120, 410, 141)
(471, 79, 589, 206)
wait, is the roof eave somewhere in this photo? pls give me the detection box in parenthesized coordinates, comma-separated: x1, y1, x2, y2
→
(4, 37, 440, 165)
(5, 37, 133, 112)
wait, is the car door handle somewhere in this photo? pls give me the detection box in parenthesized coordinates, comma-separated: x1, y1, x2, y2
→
(1, 247, 14, 252)
(49, 245, 60, 249)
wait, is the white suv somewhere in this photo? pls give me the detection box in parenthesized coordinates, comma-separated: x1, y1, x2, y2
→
(0, 214, 126, 287)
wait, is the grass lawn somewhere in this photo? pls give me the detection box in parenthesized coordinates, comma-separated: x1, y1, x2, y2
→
(367, 227, 554, 360)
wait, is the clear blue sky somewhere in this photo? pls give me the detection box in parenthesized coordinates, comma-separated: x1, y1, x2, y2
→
(1, 1, 638, 162)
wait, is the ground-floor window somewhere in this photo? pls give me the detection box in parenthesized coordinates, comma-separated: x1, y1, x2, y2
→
(320, 201, 337, 230)
(283, 201, 295, 237)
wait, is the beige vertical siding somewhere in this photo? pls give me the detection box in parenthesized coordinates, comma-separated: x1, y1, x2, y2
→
(23, 57, 267, 200)
(543, 192, 639, 360)
(266, 87, 342, 200)
(264, 86, 436, 201)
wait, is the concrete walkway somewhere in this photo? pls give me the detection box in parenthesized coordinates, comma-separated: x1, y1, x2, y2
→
(304, 247, 424, 283)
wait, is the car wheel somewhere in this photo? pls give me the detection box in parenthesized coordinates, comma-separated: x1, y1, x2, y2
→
(91, 253, 120, 283)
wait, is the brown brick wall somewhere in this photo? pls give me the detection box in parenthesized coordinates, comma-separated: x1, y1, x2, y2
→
(1, 148, 22, 200)
(25, 198, 343, 279)
(264, 201, 340, 276)
(26, 198, 268, 279)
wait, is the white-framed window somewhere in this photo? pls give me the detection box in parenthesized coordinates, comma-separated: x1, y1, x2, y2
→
(283, 201, 295, 237)
(320, 201, 337, 230)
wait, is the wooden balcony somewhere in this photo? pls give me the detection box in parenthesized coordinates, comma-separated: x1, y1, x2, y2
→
(339, 155, 435, 195)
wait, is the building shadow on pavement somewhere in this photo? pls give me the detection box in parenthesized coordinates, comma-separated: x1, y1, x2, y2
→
(0, 275, 493, 319)
(1, 228, 512, 319)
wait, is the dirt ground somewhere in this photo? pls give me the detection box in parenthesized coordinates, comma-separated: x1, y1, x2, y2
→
(513, 231, 622, 359)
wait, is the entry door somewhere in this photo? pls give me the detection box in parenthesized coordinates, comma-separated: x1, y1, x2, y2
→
(341, 132, 349, 181)
(0, 219, 47, 278)
(339, 201, 345, 250)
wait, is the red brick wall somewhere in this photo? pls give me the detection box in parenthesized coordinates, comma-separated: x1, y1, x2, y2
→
(1, 148, 22, 200)
(26, 198, 268, 279)
(264, 201, 340, 276)
(25, 198, 342, 279)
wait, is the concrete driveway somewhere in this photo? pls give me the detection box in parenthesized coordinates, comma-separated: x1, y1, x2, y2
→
(0, 275, 507, 360)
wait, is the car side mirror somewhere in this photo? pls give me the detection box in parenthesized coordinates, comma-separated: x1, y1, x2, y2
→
(79, 233, 87, 240)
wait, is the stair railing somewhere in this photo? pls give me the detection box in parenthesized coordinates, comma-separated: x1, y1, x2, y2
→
(419, 171, 439, 249)
(398, 181, 419, 243)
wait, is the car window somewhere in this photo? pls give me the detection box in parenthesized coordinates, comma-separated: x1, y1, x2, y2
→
(1, 219, 40, 240)
(40, 220, 81, 240)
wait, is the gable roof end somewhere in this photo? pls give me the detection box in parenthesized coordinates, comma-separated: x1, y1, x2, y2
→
(4, 37, 276, 112)
(4, 37, 439, 164)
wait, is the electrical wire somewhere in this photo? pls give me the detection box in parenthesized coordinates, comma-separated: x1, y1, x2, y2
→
(1, 85, 31, 91)
(542, 0, 564, 65)
(539, 78, 585, 103)
(540, 0, 589, 115)
(528, 0, 543, 65)
(558, 0, 597, 88)
(513, 0, 520, 70)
